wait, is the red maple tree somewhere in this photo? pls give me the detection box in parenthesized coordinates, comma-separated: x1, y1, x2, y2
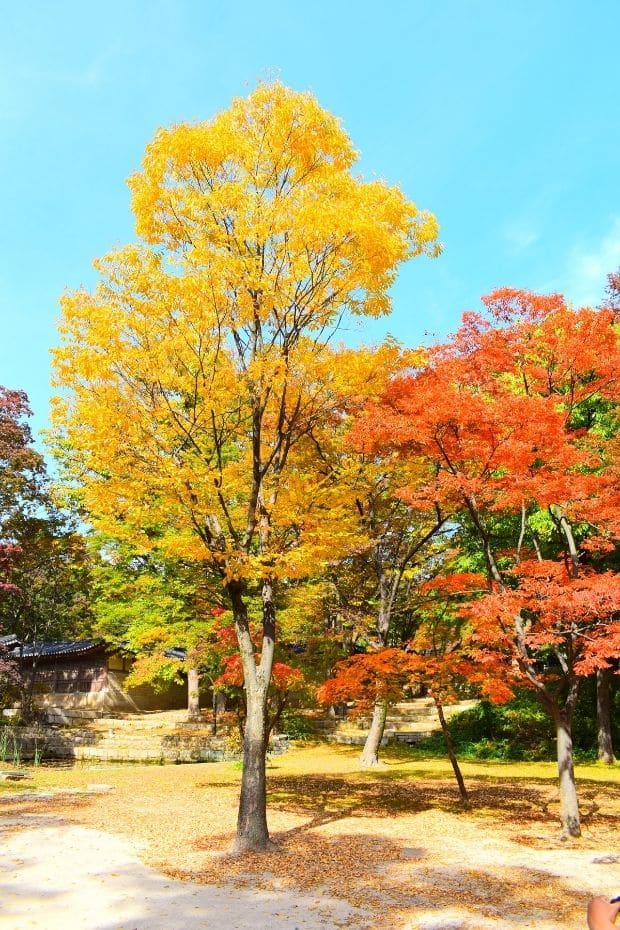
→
(350, 289, 620, 836)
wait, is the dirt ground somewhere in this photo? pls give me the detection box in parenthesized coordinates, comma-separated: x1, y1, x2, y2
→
(1, 746, 619, 930)
(1, 814, 357, 929)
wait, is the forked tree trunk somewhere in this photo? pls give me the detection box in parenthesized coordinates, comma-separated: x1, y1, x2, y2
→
(360, 699, 389, 767)
(554, 709, 581, 837)
(229, 578, 276, 854)
(187, 667, 201, 721)
(434, 695, 469, 804)
(596, 667, 615, 764)
(472, 501, 583, 836)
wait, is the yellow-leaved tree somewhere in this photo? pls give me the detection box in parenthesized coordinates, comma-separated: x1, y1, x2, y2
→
(51, 82, 439, 852)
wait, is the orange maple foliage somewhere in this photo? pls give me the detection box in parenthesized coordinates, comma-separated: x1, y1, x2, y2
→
(352, 288, 620, 530)
(317, 648, 420, 710)
(351, 288, 620, 836)
(467, 559, 620, 683)
(216, 653, 303, 692)
(411, 571, 516, 705)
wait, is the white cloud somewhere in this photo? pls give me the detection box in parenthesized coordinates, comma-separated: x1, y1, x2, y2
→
(565, 217, 620, 307)
(503, 220, 540, 255)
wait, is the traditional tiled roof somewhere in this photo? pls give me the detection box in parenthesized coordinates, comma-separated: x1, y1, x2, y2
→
(164, 647, 186, 661)
(7, 637, 188, 662)
(10, 639, 101, 658)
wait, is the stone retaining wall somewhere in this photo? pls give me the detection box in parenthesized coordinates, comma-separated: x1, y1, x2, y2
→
(0, 724, 289, 764)
(0, 725, 93, 761)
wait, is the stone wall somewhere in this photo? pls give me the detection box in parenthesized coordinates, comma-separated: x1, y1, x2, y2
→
(36, 672, 188, 723)
(1, 720, 289, 764)
(112, 672, 188, 713)
(0, 725, 95, 761)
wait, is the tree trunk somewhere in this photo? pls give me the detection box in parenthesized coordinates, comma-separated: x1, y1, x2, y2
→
(21, 676, 35, 722)
(359, 571, 393, 768)
(228, 578, 276, 853)
(434, 695, 469, 804)
(558, 511, 580, 579)
(212, 690, 226, 735)
(21, 654, 40, 723)
(554, 710, 581, 837)
(596, 667, 615, 764)
(233, 681, 272, 853)
(187, 667, 201, 721)
(360, 699, 389, 767)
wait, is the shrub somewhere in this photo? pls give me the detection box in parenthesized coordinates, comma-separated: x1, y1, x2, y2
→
(414, 683, 620, 762)
(414, 691, 555, 761)
(277, 710, 316, 740)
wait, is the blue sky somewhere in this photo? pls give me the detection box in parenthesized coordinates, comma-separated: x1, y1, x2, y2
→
(1, 0, 619, 446)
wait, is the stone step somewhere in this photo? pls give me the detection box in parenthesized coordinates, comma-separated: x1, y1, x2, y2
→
(392, 700, 435, 712)
(327, 733, 390, 747)
(73, 746, 229, 763)
(385, 721, 444, 733)
(43, 709, 204, 729)
(327, 729, 433, 746)
(89, 720, 189, 731)
(71, 733, 287, 764)
(350, 715, 439, 729)
(5, 710, 247, 764)
(325, 699, 478, 746)
(312, 698, 477, 734)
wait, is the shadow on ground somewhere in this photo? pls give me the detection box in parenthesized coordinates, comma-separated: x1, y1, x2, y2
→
(268, 773, 558, 822)
(184, 825, 592, 929)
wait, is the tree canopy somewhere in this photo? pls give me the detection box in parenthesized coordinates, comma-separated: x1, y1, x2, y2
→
(51, 82, 440, 852)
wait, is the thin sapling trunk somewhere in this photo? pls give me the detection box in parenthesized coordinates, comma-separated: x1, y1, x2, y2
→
(434, 694, 469, 804)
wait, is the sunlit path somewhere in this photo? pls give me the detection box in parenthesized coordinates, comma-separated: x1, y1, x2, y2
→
(0, 813, 360, 930)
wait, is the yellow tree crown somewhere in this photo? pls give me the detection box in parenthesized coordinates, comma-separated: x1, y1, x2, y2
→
(52, 83, 440, 583)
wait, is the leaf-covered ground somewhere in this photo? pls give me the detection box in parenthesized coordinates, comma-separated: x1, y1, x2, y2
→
(2, 745, 620, 929)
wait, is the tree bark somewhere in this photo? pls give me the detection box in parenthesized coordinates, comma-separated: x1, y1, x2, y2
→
(21, 652, 40, 723)
(434, 695, 469, 804)
(357, 516, 446, 768)
(558, 511, 580, 579)
(212, 691, 226, 735)
(554, 708, 581, 837)
(229, 578, 276, 853)
(360, 571, 392, 765)
(463, 495, 503, 590)
(187, 667, 201, 721)
(596, 667, 615, 764)
(360, 699, 389, 767)
(468, 497, 582, 835)
(233, 681, 272, 853)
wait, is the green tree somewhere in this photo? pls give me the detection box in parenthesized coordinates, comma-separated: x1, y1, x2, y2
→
(93, 540, 225, 720)
(0, 387, 93, 717)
